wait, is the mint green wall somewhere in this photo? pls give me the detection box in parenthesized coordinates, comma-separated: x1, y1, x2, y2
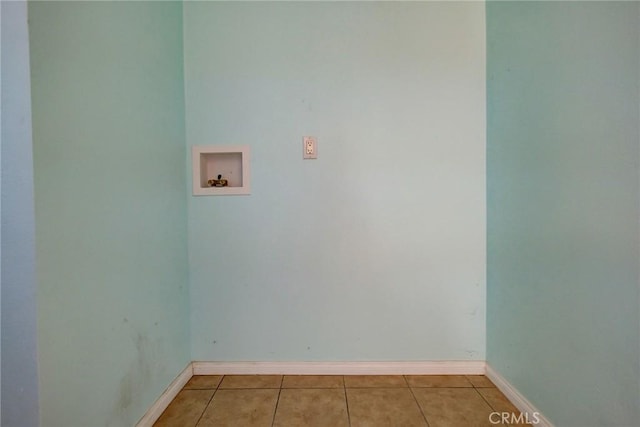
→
(487, 2, 640, 426)
(1, 1, 40, 425)
(184, 2, 486, 361)
(29, 2, 189, 426)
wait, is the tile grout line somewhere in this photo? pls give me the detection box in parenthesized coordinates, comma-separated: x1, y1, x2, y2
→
(193, 375, 224, 427)
(466, 375, 507, 416)
(269, 375, 285, 427)
(342, 375, 352, 427)
(468, 382, 526, 426)
(473, 387, 511, 426)
(474, 386, 501, 413)
(404, 375, 431, 427)
(216, 387, 282, 390)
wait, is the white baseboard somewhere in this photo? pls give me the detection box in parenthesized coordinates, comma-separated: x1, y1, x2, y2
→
(136, 362, 193, 427)
(192, 360, 486, 375)
(485, 364, 554, 427)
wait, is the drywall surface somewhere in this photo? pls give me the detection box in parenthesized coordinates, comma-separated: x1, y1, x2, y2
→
(1, 1, 40, 426)
(184, 2, 486, 361)
(487, 2, 640, 426)
(29, 2, 189, 426)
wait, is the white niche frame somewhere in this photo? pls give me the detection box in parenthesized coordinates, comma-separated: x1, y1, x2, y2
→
(192, 145, 251, 196)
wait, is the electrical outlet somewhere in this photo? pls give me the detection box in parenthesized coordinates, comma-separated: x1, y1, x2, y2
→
(303, 136, 317, 159)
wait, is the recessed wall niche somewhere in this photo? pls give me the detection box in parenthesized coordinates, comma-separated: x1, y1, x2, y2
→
(191, 145, 250, 196)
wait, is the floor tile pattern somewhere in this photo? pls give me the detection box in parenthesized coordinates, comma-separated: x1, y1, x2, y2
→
(154, 374, 530, 427)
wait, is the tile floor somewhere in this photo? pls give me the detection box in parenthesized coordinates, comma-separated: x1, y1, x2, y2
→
(154, 374, 531, 427)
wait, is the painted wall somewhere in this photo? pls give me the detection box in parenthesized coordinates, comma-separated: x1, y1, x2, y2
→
(487, 2, 640, 426)
(184, 2, 486, 361)
(28, 2, 190, 426)
(1, 1, 40, 426)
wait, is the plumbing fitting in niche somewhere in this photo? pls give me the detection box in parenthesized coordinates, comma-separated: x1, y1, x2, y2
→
(208, 174, 228, 187)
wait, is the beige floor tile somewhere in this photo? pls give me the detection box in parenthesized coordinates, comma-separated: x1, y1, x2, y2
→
(466, 375, 495, 388)
(282, 375, 344, 388)
(477, 388, 531, 426)
(153, 389, 213, 427)
(347, 388, 427, 427)
(183, 375, 223, 390)
(405, 375, 472, 388)
(344, 375, 407, 388)
(412, 388, 494, 427)
(197, 389, 279, 427)
(273, 388, 349, 427)
(218, 375, 282, 389)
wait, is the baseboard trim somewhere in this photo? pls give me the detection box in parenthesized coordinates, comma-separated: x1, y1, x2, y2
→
(192, 360, 486, 375)
(135, 362, 193, 427)
(485, 364, 554, 427)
